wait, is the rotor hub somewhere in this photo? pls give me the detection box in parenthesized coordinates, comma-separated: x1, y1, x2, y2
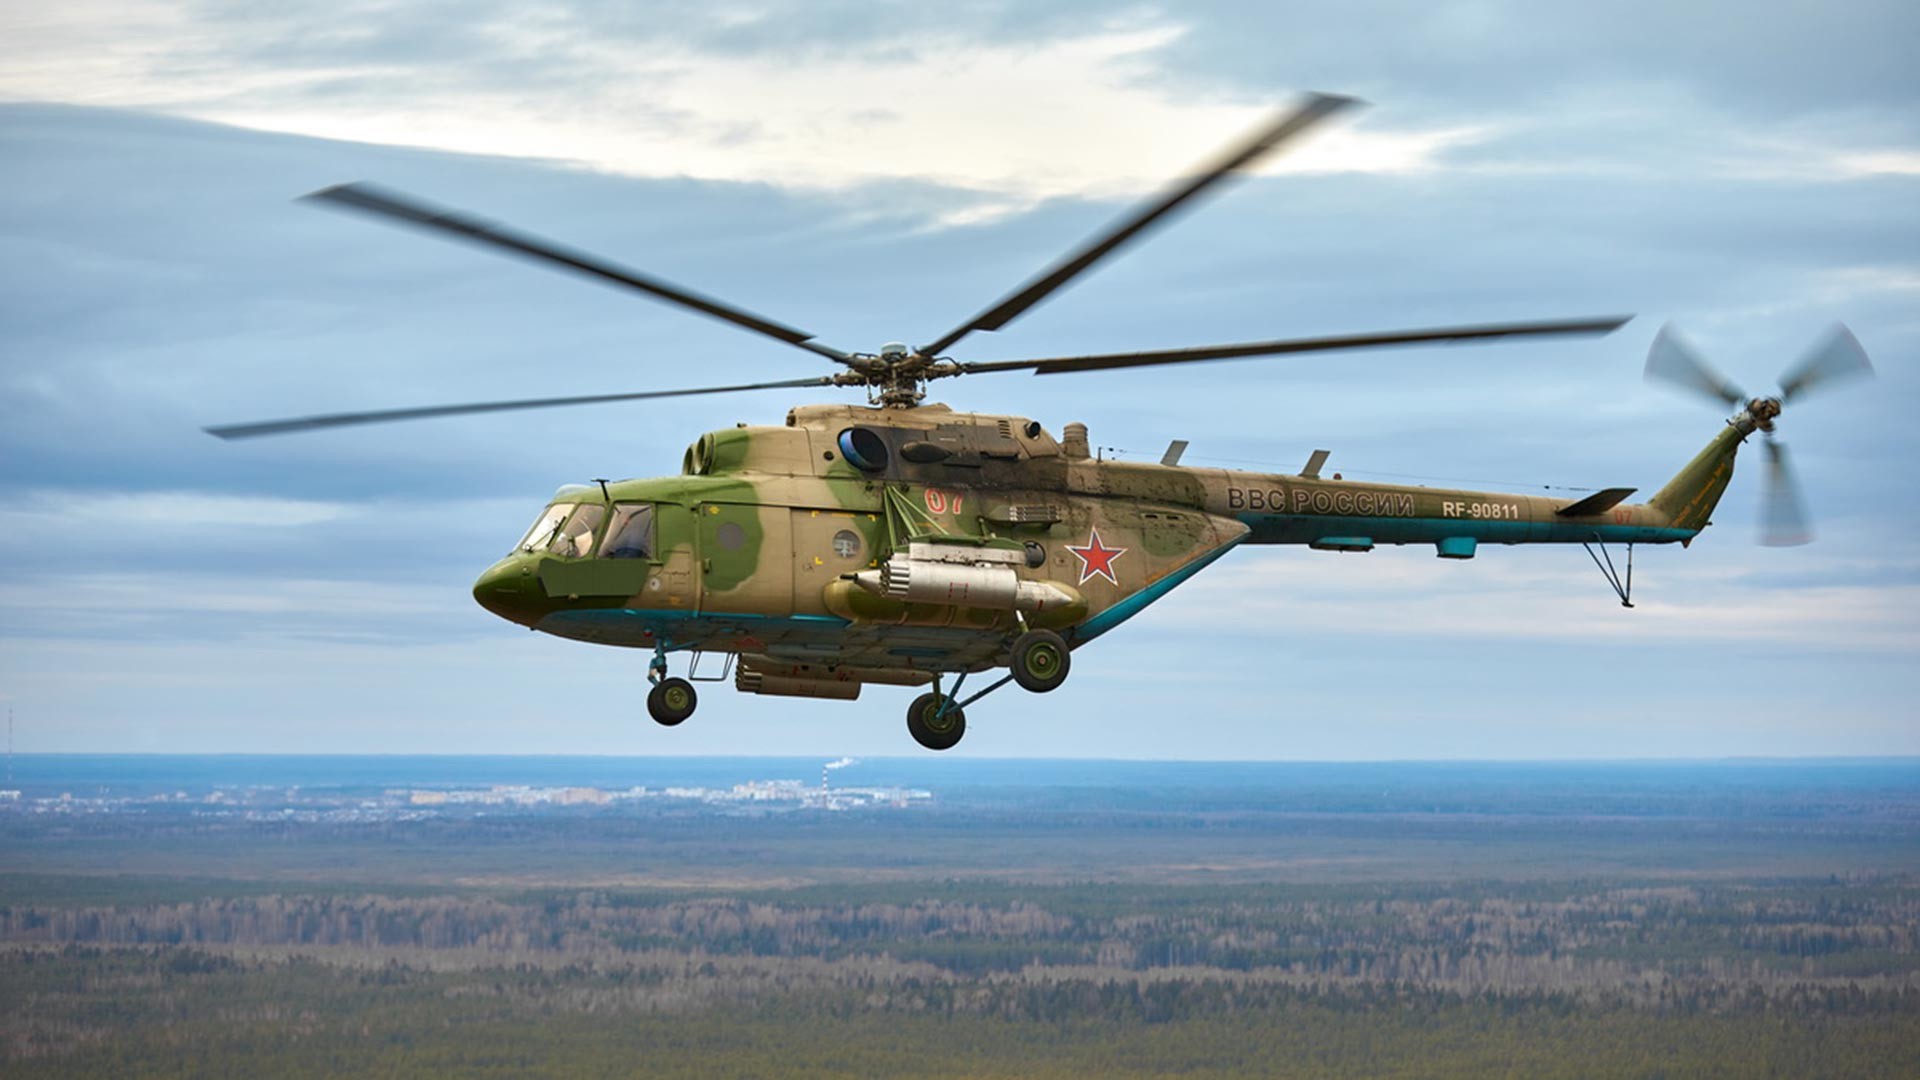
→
(1743, 396, 1782, 433)
(829, 347, 966, 408)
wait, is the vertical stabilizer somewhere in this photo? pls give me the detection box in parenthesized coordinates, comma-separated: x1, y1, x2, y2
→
(1649, 424, 1745, 532)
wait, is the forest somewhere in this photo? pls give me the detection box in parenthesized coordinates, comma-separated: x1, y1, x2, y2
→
(6, 875, 1918, 1075)
(3, 757, 1916, 1076)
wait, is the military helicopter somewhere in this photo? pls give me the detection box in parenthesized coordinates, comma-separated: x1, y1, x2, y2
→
(209, 93, 1873, 750)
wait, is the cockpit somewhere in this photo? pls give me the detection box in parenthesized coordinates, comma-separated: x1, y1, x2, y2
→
(514, 500, 655, 560)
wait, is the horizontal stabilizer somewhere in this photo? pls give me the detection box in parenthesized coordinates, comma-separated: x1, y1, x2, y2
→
(1556, 487, 1636, 517)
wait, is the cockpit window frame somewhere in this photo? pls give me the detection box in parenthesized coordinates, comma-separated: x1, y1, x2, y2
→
(599, 503, 657, 561)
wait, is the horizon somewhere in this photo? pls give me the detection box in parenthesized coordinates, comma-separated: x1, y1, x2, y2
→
(8, 750, 1920, 764)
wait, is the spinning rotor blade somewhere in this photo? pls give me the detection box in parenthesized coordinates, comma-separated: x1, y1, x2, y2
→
(958, 316, 1631, 376)
(1645, 323, 1746, 407)
(918, 92, 1361, 358)
(305, 183, 851, 363)
(1778, 323, 1873, 403)
(1760, 438, 1813, 547)
(205, 376, 837, 440)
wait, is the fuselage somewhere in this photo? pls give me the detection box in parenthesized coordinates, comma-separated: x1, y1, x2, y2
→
(470, 402, 1730, 687)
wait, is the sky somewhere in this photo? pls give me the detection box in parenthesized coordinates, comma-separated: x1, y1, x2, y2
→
(1, 1, 1916, 758)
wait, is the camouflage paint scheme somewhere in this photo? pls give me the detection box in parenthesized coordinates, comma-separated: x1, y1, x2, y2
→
(471, 402, 1741, 698)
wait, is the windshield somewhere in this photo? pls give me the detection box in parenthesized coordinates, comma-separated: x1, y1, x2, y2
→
(547, 504, 604, 557)
(515, 503, 605, 557)
(600, 503, 655, 559)
(515, 504, 573, 554)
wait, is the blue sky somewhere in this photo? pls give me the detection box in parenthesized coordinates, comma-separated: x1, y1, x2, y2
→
(2, 1, 1916, 757)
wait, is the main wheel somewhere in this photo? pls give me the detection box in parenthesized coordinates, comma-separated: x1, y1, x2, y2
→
(906, 692, 966, 751)
(1009, 629, 1070, 693)
(647, 677, 697, 726)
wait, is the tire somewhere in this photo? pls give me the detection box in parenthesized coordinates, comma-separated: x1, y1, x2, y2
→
(1009, 629, 1070, 693)
(906, 692, 966, 751)
(647, 677, 698, 726)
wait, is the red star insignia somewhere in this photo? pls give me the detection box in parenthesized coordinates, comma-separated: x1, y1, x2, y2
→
(1066, 527, 1127, 586)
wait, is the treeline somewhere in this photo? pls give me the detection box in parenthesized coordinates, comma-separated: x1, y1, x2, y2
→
(4, 880, 1917, 1000)
(5, 946, 1918, 1079)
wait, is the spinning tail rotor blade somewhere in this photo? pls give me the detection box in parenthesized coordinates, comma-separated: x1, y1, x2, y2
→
(1760, 439, 1813, 547)
(1778, 323, 1873, 403)
(205, 376, 838, 439)
(1645, 323, 1746, 407)
(304, 183, 851, 363)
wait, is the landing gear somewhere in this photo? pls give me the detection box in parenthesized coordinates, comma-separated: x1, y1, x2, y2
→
(1009, 629, 1070, 693)
(648, 677, 697, 726)
(1582, 537, 1636, 608)
(906, 692, 966, 751)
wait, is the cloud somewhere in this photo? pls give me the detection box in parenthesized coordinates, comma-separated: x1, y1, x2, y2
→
(1160, 547, 1920, 653)
(0, 6, 1477, 203)
(11, 490, 351, 529)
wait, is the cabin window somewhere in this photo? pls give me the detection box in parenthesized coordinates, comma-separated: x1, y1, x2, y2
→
(545, 504, 604, 558)
(601, 503, 655, 560)
(515, 504, 574, 554)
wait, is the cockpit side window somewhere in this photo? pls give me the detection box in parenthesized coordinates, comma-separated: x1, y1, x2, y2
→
(600, 503, 655, 560)
(546, 504, 605, 558)
(516, 504, 574, 554)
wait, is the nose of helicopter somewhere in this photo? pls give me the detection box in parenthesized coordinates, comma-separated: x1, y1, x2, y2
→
(472, 556, 541, 626)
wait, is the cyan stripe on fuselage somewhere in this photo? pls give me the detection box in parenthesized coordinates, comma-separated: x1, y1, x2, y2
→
(1235, 514, 1695, 547)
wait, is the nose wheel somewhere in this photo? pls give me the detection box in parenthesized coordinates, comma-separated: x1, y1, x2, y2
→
(648, 677, 697, 726)
(906, 692, 966, 751)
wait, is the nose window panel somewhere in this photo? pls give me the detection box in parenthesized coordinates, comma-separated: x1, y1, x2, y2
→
(601, 504, 655, 559)
(546, 504, 604, 558)
(516, 504, 574, 554)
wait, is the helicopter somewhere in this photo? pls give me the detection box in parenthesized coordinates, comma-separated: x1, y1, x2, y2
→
(208, 93, 1873, 750)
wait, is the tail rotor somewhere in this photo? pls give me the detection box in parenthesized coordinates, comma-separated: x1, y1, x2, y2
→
(1777, 325, 1873, 404)
(1644, 322, 1873, 547)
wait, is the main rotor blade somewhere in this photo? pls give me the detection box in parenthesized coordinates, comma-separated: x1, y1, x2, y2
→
(918, 93, 1361, 359)
(1760, 438, 1813, 547)
(205, 376, 837, 440)
(305, 183, 851, 363)
(1778, 323, 1873, 403)
(1644, 323, 1746, 408)
(958, 316, 1631, 376)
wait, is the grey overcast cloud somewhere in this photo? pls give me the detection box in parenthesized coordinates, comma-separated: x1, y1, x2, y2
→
(1, 1, 1916, 757)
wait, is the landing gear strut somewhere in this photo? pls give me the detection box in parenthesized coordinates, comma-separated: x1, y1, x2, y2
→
(1582, 537, 1635, 608)
(906, 692, 966, 751)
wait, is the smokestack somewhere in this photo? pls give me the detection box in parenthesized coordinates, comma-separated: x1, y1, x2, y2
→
(821, 757, 856, 796)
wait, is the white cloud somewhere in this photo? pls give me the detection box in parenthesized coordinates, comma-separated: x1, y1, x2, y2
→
(8, 490, 352, 529)
(1162, 547, 1920, 652)
(0, 6, 1478, 202)
(1834, 150, 1920, 177)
